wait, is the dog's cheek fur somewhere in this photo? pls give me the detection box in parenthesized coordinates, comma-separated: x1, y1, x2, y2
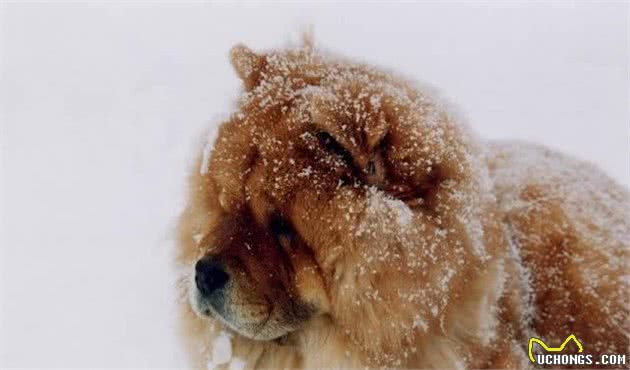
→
(286, 117, 525, 368)
(290, 246, 330, 312)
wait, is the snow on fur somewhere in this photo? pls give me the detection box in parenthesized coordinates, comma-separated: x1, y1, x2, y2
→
(181, 41, 629, 369)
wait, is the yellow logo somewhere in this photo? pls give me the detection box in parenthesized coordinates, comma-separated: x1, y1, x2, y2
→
(528, 334, 584, 363)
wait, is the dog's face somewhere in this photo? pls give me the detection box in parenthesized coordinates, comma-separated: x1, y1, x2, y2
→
(186, 46, 391, 340)
(179, 43, 501, 362)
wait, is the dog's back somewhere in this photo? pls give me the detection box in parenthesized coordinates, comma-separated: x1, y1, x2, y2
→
(488, 141, 629, 359)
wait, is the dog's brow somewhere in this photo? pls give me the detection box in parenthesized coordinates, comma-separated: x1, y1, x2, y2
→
(316, 131, 354, 166)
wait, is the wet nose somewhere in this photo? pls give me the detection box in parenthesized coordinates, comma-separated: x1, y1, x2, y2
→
(195, 257, 229, 296)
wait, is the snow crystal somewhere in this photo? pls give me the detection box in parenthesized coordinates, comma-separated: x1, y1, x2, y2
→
(297, 166, 313, 178)
(192, 232, 204, 244)
(364, 186, 413, 229)
(430, 305, 438, 317)
(389, 200, 413, 227)
(412, 314, 428, 331)
(228, 357, 246, 370)
(206, 331, 232, 369)
(200, 138, 213, 175)
(369, 94, 382, 110)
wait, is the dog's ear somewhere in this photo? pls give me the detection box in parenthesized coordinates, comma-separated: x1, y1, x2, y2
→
(230, 44, 266, 91)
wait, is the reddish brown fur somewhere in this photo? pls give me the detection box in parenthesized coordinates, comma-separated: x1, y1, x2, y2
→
(176, 41, 629, 369)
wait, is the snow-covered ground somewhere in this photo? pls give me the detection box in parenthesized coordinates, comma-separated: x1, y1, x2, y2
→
(0, 2, 627, 368)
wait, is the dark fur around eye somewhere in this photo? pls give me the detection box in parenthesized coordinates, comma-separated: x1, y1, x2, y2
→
(316, 131, 354, 166)
(270, 214, 294, 253)
(366, 160, 376, 175)
(270, 214, 292, 236)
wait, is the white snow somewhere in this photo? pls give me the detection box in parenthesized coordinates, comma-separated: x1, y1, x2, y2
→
(412, 314, 428, 331)
(297, 165, 314, 178)
(200, 138, 213, 175)
(207, 331, 233, 369)
(228, 357, 247, 370)
(193, 232, 205, 244)
(0, 2, 627, 368)
(367, 187, 413, 228)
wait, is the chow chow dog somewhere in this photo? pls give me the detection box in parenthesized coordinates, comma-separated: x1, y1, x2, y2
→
(177, 39, 629, 369)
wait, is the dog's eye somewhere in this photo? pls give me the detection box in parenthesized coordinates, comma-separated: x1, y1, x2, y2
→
(270, 215, 293, 250)
(270, 215, 291, 236)
(366, 160, 376, 175)
(316, 131, 354, 166)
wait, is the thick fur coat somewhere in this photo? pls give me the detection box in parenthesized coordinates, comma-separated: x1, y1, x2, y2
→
(176, 40, 629, 369)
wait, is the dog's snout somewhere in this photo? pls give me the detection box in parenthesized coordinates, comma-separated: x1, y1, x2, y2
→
(195, 257, 229, 296)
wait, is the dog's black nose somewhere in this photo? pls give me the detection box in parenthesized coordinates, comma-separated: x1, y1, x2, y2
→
(195, 258, 229, 296)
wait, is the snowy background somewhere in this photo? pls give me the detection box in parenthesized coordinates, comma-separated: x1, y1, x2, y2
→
(0, 1, 627, 368)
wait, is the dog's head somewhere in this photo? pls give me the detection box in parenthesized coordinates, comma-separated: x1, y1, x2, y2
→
(178, 42, 504, 364)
